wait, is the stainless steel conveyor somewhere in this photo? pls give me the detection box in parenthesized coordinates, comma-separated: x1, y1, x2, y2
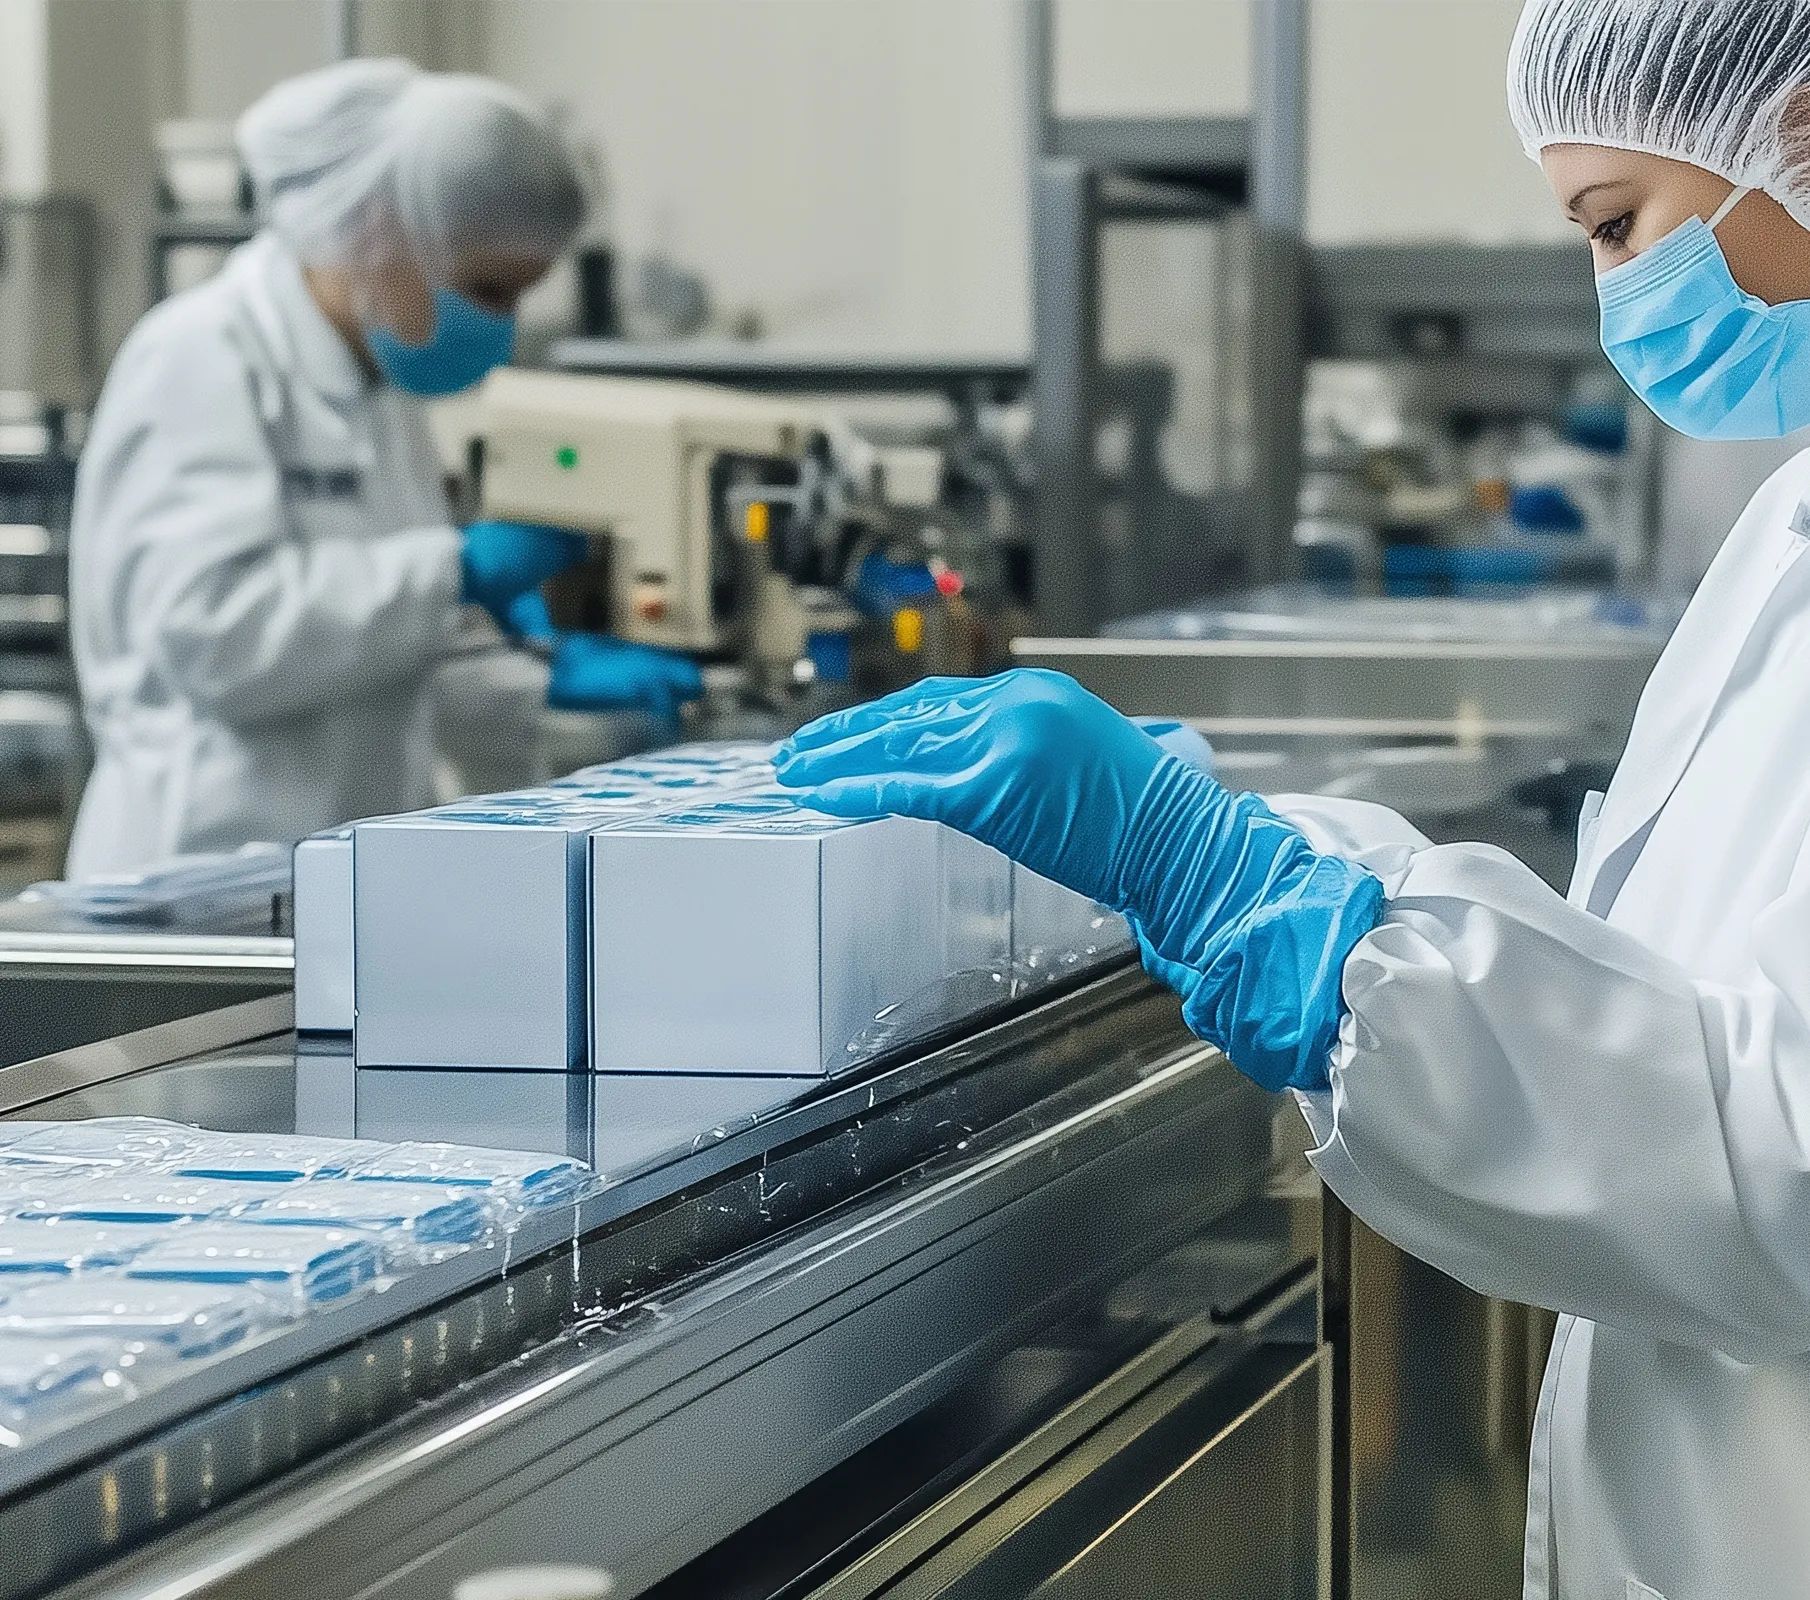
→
(0, 967, 1331, 1600)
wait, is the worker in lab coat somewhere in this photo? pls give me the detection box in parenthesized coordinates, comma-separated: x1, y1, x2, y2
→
(68, 60, 699, 878)
(774, 3, 1810, 1594)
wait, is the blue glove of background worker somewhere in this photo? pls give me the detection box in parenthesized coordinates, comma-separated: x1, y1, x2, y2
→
(505, 590, 703, 724)
(460, 520, 587, 628)
(773, 669, 1385, 1093)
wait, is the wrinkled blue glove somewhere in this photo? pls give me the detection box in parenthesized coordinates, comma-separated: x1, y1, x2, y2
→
(774, 669, 1384, 1093)
(461, 521, 587, 628)
(547, 633, 703, 722)
(504, 589, 702, 722)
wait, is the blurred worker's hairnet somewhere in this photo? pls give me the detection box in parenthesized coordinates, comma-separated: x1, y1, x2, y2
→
(1508, 0, 1810, 232)
(236, 58, 586, 276)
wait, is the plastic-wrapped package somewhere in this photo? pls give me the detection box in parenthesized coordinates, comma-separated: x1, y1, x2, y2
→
(0, 1279, 263, 1355)
(14, 1176, 273, 1225)
(0, 1337, 121, 1430)
(293, 825, 359, 1033)
(24, 842, 290, 929)
(172, 1132, 373, 1184)
(347, 1142, 592, 1206)
(125, 1226, 379, 1304)
(0, 1221, 149, 1275)
(0, 1117, 209, 1172)
(0, 1123, 53, 1149)
(590, 797, 1011, 1076)
(236, 1180, 490, 1257)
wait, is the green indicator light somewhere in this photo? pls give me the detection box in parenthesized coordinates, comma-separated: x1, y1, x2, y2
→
(555, 445, 579, 470)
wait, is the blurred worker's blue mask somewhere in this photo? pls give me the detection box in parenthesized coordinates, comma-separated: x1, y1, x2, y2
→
(366, 287, 515, 398)
(1598, 187, 1810, 441)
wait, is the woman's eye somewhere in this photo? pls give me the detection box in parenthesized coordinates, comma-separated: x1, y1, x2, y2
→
(1592, 212, 1636, 248)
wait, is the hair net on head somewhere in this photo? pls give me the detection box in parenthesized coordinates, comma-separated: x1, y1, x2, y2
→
(236, 58, 587, 277)
(1508, 0, 1810, 232)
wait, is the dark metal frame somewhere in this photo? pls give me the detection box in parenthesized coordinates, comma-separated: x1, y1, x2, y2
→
(1024, 0, 1307, 634)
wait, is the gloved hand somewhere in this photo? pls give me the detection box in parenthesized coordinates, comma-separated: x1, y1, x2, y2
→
(547, 632, 704, 723)
(460, 521, 586, 628)
(774, 669, 1384, 1092)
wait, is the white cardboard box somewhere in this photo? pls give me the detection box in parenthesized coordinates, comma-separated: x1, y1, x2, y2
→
(590, 799, 1010, 1076)
(293, 828, 356, 1033)
(1010, 864, 1132, 979)
(348, 755, 773, 1071)
(354, 802, 603, 1069)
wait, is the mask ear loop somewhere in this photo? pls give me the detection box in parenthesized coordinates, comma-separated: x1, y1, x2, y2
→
(1708, 186, 1754, 233)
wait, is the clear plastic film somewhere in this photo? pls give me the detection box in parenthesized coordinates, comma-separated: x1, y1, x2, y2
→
(0, 1119, 599, 1451)
(236, 1182, 492, 1264)
(125, 1227, 380, 1306)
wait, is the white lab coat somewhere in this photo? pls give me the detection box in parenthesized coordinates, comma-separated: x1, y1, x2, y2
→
(67, 232, 464, 877)
(1273, 449, 1810, 1600)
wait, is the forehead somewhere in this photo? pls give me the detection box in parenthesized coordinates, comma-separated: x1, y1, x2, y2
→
(451, 249, 552, 289)
(1540, 142, 1725, 203)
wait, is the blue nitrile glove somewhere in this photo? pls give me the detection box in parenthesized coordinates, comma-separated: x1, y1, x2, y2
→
(774, 669, 1384, 1092)
(461, 521, 587, 628)
(1133, 718, 1215, 776)
(506, 589, 702, 723)
(547, 633, 704, 723)
(504, 588, 560, 643)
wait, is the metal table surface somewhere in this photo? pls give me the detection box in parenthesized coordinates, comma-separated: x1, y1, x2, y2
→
(0, 897, 290, 1069)
(0, 967, 1314, 1600)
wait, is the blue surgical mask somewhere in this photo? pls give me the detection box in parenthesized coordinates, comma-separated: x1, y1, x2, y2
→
(1598, 187, 1810, 441)
(365, 286, 515, 398)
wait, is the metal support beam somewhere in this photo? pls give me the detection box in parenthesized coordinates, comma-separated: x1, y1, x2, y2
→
(1249, 0, 1309, 586)
(1031, 157, 1101, 637)
(327, 0, 359, 61)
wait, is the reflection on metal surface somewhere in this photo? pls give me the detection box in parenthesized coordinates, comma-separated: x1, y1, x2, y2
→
(0, 933, 290, 969)
(0, 992, 291, 1115)
(1013, 634, 1661, 743)
(1350, 1219, 1549, 1600)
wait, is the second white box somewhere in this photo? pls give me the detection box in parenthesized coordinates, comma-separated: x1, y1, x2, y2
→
(589, 799, 1010, 1076)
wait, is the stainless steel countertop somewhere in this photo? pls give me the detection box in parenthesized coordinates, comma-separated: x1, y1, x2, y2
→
(0, 968, 1297, 1600)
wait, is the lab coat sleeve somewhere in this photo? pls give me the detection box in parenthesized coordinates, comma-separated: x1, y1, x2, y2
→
(78, 315, 462, 727)
(1299, 837, 1810, 1362)
(1265, 794, 1432, 896)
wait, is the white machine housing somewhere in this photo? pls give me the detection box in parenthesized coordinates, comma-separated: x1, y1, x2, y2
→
(475, 368, 824, 652)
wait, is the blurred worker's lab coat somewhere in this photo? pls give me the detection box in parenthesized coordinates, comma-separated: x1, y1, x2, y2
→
(66, 232, 532, 878)
(1271, 445, 1810, 1597)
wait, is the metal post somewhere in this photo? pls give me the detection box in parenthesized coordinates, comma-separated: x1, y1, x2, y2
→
(327, 0, 359, 61)
(1031, 157, 1101, 637)
(1023, 0, 1053, 160)
(1321, 1188, 1354, 1600)
(1249, 0, 1309, 586)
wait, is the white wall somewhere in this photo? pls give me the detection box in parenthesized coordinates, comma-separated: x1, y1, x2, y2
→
(183, 0, 334, 119)
(1055, 0, 1250, 118)
(484, 0, 1030, 355)
(0, 0, 48, 197)
(1306, 0, 1567, 245)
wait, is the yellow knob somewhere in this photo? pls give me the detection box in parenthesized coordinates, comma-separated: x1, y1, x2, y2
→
(893, 607, 925, 654)
(745, 501, 770, 543)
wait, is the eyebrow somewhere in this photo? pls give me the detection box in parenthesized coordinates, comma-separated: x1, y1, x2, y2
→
(1565, 179, 1631, 216)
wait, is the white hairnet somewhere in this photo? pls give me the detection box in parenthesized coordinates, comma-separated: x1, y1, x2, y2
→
(1509, 0, 1810, 232)
(236, 59, 586, 276)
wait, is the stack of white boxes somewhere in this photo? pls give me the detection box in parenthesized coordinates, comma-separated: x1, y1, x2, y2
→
(291, 742, 1134, 1076)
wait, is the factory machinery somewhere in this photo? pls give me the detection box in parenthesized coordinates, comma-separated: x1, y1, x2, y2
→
(0, 965, 1329, 1600)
